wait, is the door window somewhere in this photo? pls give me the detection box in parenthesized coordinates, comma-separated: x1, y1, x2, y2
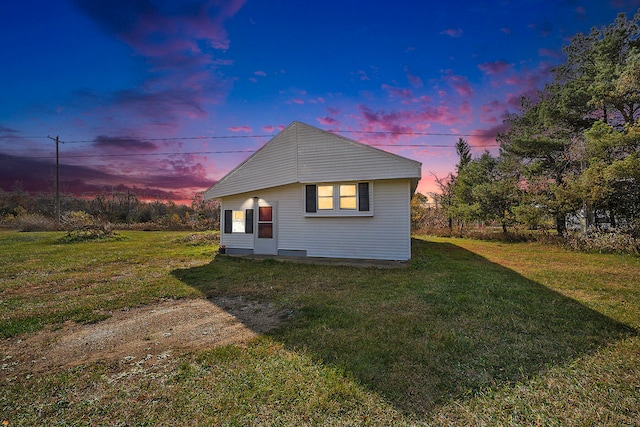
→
(258, 206, 273, 238)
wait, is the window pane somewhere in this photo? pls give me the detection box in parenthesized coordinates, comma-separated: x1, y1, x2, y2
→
(340, 197, 357, 209)
(318, 185, 334, 210)
(232, 210, 245, 233)
(340, 184, 356, 196)
(317, 185, 333, 197)
(258, 223, 273, 238)
(318, 197, 333, 210)
(258, 206, 272, 222)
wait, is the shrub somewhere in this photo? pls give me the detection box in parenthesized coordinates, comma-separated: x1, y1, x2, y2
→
(14, 214, 56, 232)
(57, 211, 121, 243)
(61, 211, 96, 231)
(563, 228, 640, 255)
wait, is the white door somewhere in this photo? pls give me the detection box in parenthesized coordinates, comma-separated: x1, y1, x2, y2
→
(254, 202, 277, 255)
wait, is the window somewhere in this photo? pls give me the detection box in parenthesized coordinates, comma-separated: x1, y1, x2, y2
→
(317, 185, 333, 210)
(305, 182, 370, 215)
(258, 206, 273, 238)
(232, 210, 245, 233)
(223, 209, 253, 234)
(339, 184, 357, 209)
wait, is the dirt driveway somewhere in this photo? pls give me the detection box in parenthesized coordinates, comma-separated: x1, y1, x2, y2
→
(2, 297, 285, 377)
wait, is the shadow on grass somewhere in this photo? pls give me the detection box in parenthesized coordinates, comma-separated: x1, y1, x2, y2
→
(172, 238, 636, 417)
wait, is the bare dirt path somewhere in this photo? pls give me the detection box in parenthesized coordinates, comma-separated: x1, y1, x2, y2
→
(2, 297, 285, 377)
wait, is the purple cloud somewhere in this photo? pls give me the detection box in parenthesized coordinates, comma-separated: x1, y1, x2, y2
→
(468, 123, 510, 148)
(443, 73, 474, 98)
(478, 61, 513, 75)
(440, 28, 463, 38)
(70, 0, 245, 130)
(228, 125, 252, 132)
(317, 116, 342, 127)
(93, 135, 158, 152)
(0, 150, 215, 202)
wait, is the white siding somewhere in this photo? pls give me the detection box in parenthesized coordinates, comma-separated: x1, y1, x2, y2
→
(205, 121, 421, 199)
(205, 123, 298, 199)
(219, 198, 255, 250)
(296, 123, 422, 183)
(219, 179, 412, 260)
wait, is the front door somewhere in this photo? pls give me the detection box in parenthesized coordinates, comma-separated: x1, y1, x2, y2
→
(254, 202, 277, 255)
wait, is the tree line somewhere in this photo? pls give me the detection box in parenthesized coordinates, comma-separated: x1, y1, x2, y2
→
(420, 11, 640, 240)
(0, 183, 220, 231)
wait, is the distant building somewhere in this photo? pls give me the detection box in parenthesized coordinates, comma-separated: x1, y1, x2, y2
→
(204, 121, 422, 260)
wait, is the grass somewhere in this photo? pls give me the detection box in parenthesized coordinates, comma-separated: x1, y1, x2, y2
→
(1, 230, 639, 425)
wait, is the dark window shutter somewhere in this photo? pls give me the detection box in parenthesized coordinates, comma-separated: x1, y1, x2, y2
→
(223, 210, 232, 233)
(245, 209, 254, 234)
(358, 182, 370, 211)
(305, 185, 317, 213)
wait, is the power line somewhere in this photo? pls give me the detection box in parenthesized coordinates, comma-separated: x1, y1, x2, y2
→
(60, 135, 276, 144)
(3, 149, 256, 160)
(2, 142, 500, 161)
(1, 130, 500, 144)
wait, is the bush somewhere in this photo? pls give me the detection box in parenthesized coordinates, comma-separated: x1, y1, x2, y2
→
(563, 228, 640, 255)
(57, 211, 121, 243)
(61, 211, 96, 231)
(13, 214, 56, 232)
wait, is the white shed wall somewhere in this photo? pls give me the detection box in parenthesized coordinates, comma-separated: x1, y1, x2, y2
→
(205, 125, 298, 199)
(219, 197, 255, 251)
(296, 123, 422, 182)
(220, 179, 412, 260)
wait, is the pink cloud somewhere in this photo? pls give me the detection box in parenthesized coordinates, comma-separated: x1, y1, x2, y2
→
(478, 61, 513, 75)
(262, 125, 275, 132)
(317, 116, 341, 127)
(254, 70, 267, 76)
(228, 125, 252, 132)
(357, 100, 468, 141)
(501, 27, 512, 35)
(0, 151, 214, 203)
(382, 84, 414, 100)
(480, 99, 508, 124)
(405, 68, 423, 88)
(443, 73, 474, 98)
(440, 28, 463, 38)
(468, 123, 510, 148)
(357, 70, 370, 80)
(291, 98, 304, 105)
(71, 0, 244, 131)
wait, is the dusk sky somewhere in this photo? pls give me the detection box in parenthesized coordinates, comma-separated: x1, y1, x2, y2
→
(2, 0, 640, 203)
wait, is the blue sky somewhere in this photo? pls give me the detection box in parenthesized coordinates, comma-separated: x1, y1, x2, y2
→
(2, 0, 639, 202)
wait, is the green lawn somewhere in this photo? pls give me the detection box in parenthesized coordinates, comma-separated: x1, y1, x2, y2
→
(1, 231, 639, 426)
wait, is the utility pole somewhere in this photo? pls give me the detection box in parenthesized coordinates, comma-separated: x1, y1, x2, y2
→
(48, 135, 61, 230)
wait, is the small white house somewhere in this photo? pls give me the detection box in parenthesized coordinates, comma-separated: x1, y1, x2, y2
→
(203, 121, 422, 261)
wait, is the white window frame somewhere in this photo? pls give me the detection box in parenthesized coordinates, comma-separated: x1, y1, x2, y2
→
(304, 182, 373, 217)
(231, 210, 246, 233)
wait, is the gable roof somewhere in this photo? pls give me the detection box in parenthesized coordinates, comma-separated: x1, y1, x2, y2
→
(204, 121, 422, 199)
